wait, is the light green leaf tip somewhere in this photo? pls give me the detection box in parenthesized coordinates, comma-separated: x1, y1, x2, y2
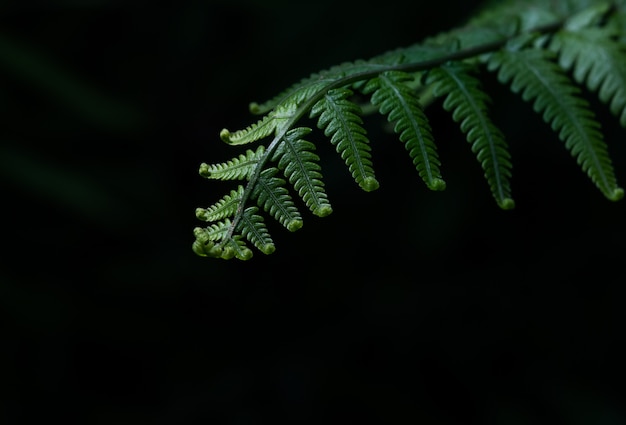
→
(428, 178, 447, 191)
(499, 197, 515, 210)
(362, 177, 380, 192)
(287, 219, 304, 232)
(313, 205, 333, 217)
(608, 187, 624, 201)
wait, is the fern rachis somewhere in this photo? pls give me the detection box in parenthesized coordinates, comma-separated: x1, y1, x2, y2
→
(194, 0, 626, 260)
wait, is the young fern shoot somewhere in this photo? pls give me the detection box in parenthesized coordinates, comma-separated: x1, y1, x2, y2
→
(194, 0, 625, 260)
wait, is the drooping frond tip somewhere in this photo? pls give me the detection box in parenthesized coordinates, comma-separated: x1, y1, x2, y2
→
(194, 0, 626, 259)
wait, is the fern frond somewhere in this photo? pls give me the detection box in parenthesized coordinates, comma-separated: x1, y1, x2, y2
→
(426, 62, 514, 209)
(237, 207, 275, 255)
(194, 0, 626, 260)
(272, 127, 333, 217)
(362, 70, 446, 191)
(199, 146, 265, 180)
(487, 45, 624, 201)
(195, 186, 244, 222)
(310, 88, 379, 192)
(253, 168, 303, 232)
(549, 27, 626, 126)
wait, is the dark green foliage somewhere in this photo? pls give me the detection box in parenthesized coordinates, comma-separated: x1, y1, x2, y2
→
(194, 0, 626, 260)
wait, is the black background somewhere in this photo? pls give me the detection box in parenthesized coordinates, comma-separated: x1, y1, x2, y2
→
(2, 1, 626, 424)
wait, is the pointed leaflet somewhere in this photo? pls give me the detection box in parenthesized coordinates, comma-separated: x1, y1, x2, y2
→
(362, 71, 445, 191)
(271, 127, 333, 217)
(426, 62, 514, 209)
(487, 46, 623, 201)
(310, 87, 379, 192)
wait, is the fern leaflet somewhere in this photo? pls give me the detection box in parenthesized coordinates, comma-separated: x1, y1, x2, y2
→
(252, 168, 303, 232)
(195, 186, 244, 222)
(310, 88, 379, 192)
(426, 62, 514, 209)
(271, 127, 333, 217)
(238, 207, 275, 255)
(199, 146, 265, 180)
(363, 71, 446, 191)
(487, 44, 623, 201)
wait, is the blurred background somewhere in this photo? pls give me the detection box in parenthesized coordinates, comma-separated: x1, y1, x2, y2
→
(2, 0, 626, 423)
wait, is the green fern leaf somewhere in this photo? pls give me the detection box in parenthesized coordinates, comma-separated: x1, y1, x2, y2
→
(237, 207, 275, 255)
(362, 70, 446, 191)
(253, 168, 303, 232)
(426, 62, 514, 209)
(488, 46, 624, 201)
(310, 87, 379, 192)
(199, 146, 265, 180)
(549, 27, 626, 127)
(272, 127, 333, 217)
(195, 186, 244, 222)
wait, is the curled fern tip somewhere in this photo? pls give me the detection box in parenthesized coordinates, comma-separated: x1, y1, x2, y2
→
(499, 198, 516, 210)
(198, 163, 210, 177)
(249, 102, 261, 114)
(428, 178, 447, 191)
(313, 205, 333, 217)
(219, 128, 232, 143)
(287, 219, 304, 232)
(362, 177, 380, 192)
(261, 243, 276, 255)
(609, 187, 624, 201)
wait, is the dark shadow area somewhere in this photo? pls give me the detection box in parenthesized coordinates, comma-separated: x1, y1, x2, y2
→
(1, 1, 625, 423)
